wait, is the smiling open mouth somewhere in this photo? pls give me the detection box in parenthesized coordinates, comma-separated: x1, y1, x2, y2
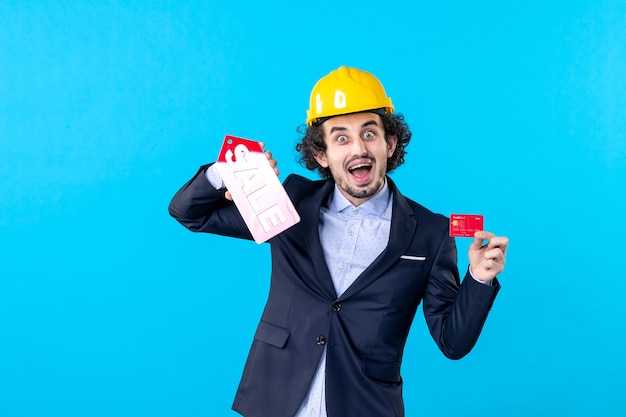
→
(348, 163, 373, 181)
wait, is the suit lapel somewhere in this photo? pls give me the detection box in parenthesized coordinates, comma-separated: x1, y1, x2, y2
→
(338, 179, 417, 300)
(299, 180, 338, 300)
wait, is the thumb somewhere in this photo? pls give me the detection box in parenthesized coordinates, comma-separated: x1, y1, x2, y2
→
(470, 231, 491, 250)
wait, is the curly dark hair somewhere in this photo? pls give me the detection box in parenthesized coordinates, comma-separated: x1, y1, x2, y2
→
(295, 110, 412, 179)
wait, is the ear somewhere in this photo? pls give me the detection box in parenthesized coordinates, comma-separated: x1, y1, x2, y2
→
(314, 150, 329, 168)
(387, 135, 398, 158)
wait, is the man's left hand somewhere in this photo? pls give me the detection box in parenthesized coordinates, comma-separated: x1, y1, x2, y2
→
(468, 231, 509, 282)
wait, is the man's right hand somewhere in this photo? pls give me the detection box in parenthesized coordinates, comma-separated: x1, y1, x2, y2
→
(224, 142, 279, 201)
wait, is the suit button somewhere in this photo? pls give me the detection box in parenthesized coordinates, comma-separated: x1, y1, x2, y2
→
(316, 335, 326, 346)
(332, 302, 342, 312)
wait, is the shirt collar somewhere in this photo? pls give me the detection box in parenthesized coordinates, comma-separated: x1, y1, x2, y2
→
(328, 180, 391, 217)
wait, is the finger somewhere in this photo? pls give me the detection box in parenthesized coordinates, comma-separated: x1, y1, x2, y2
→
(225, 190, 233, 201)
(263, 150, 279, 176)
(477, 251, 505, 274)
(484, 247, 506, 264)
(265, 154, 279, 176)
(266, 152, 277, 166)
(476, 230, 496, 242)
(488, 236, 509, 254)
(470, 230, 494, 250)
(479, 258, 505, 275)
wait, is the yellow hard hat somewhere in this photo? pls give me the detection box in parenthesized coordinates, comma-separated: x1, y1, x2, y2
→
(306, 66, 394, 126)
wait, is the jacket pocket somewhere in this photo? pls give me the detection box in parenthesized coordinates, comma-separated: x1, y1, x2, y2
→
(363, 357, 401, 384)
(253, 320, 290, 349)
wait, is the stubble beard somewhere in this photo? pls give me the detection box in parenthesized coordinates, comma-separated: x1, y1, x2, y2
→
(334, 165, 387, 202)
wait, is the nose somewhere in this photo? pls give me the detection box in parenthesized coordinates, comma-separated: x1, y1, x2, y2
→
(351, 136, 367, 156)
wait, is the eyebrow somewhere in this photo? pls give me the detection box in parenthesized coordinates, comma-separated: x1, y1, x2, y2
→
(329, 119, 380, 134)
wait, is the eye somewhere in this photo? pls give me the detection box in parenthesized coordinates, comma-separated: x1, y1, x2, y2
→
(336, 135, 348, 143)
(363, 131, 375, 139)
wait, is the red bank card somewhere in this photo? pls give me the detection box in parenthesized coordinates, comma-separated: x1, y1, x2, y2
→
(449, 214, 484, 237)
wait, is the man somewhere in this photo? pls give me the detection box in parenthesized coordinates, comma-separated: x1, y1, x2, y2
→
(169, 66, 509, 417)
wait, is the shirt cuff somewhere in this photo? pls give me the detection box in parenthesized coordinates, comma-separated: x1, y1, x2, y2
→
(205, 165, 226, 190)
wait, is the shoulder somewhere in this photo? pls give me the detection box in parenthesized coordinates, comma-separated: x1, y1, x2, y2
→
(284, 173, 321, 187)
(389, 178, 449, 228)
(283, 174, 328, 201)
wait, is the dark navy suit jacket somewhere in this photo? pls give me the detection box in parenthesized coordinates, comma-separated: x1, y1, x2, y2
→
(169, 166, 500, 417)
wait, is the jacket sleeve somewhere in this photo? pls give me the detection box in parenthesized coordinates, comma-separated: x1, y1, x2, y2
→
(168, 164, 253, 240)
(422, 232, 500, 359)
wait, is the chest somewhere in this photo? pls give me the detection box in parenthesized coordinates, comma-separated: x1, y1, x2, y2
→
(319, 209, 391, 296)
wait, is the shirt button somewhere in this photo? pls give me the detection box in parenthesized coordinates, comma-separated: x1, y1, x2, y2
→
(332, 302, 342, 312)
(316, 335, 326, 346)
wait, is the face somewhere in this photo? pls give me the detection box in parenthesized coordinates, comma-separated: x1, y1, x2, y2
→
(314, 112, 397, 206)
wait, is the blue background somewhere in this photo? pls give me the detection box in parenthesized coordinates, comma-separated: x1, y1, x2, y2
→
(1, 1, 625, 416)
